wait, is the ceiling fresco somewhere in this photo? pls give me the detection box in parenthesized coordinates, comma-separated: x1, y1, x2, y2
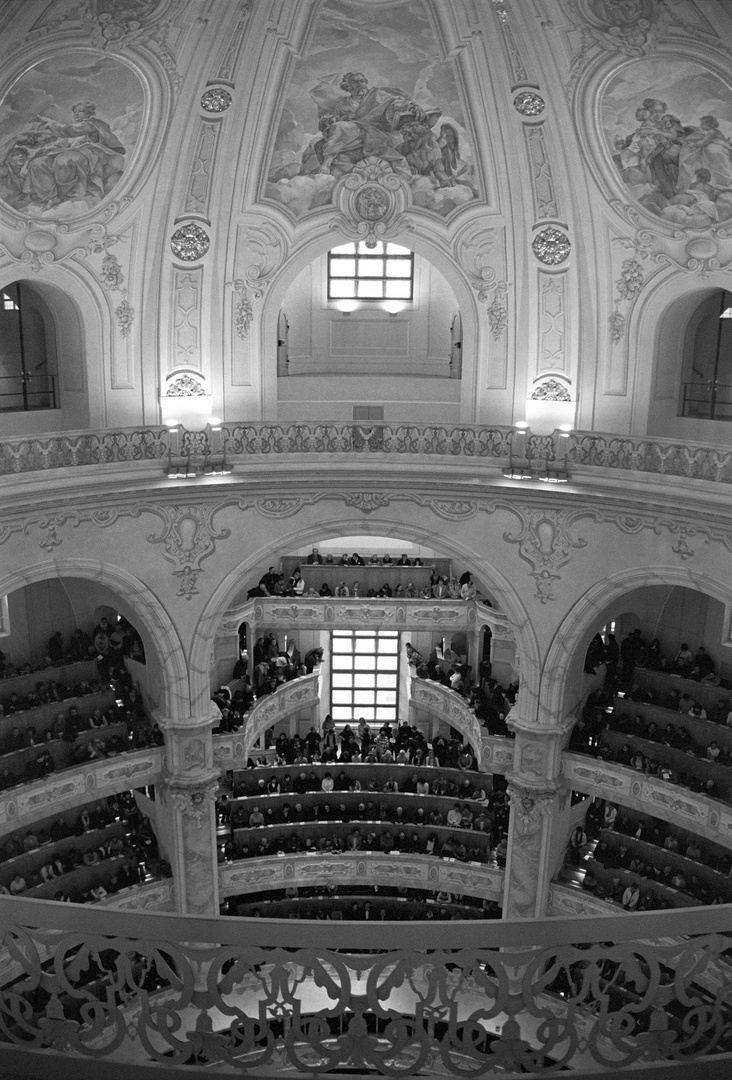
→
(265, 0, 479, 220)
(603, 56, 732, 229)
(0, 52, 144, 219)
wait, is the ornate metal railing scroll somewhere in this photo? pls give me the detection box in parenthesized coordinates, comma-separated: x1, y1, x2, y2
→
(1, 897, 732, 1077)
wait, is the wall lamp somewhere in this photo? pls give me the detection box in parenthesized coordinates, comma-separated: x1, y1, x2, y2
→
(336, 300, 359, 315)
(503, 423, 572, 483)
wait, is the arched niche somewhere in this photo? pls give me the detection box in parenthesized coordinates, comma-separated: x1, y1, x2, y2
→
(0, 562, 188, 721)
(256, 228, 481, 424)
(632, 271, 732, 443)
(189, 516, 534, 721)
(544, 569, 732, 736)
(0, 272, 99, 434)
(276, 242, 460, 423)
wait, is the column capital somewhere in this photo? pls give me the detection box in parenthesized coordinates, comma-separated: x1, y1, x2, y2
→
(505, 777, 561, 831)
(164, 774, 220, 828)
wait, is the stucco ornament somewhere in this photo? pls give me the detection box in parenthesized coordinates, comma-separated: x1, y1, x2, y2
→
(170, 223, 210, 262)
(146, 503, 230, 600)
(513, 91, 545, 116)
(201, 87, 232, 112)
(165, 373, 206, 397)
(489, 504, 596, 604)
(167, 777, 218, 827)
(332, 156, 412, 248)
(531, 378, 571, 401)
(532, 228, 571, 265)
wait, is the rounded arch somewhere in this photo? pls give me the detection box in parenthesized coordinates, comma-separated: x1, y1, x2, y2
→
(187, 510, 540, 717)
(629, 268, 732, 442)
(541, 564, 732, 728)
(258, 223, 483, 423)
(0, 559, 189, 720)
(0, 262, 107, 432)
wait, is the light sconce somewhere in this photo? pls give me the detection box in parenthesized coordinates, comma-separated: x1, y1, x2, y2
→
(336, 299, 359, 315)
(503, 422, 531, 480)
(383, 300, 404, 316)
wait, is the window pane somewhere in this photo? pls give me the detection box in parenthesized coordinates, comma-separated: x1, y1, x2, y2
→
(376, 690, 396, 705)
(332, 656, 353, 670)
(385, 259, 412, 278)
(379, 673, 397, 689)
(358, 241, 384, 254)
(332, 690, 354, 705)
(333, 637, 354, 652)
(355, 636, 376, 652)
(332, 706, 354, 720)
(358, 258, 384, 277)
(330, 258, 356, 277)
(332, 673, 353, 688)
(354, 690, 375, 705)
(385, 280, 411, 298)
(378, 656, 398, 670)
(375, 707, 393, 721)
(354, 655, 374, 670)
(354, 673, 376, 688)
(386, 243, 410, 255)
(358, 707, 376, 720)
(378, 637, 399, 653)
(357, 279, 383, 298)
(332, 243, 356, 254)
(330, 279, 356, 298)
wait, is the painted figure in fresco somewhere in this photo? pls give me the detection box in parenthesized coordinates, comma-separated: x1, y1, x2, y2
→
(612, 97, 732, 227)
(26, 100, 126, 207)
(1, 100, 125, 211)
(300, 71, 453, 184)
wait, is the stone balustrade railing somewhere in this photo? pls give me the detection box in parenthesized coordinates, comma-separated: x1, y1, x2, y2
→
(212, 671, 321, 768)
(2, 421, 732, 488)
(0, 895, 731, 1076)
(222, 596, 512, 639)
(409, 677, 514, 772)
(0, 746, 164, 837)
(563, 752, 732, 850)
(219, 851, 504, 903)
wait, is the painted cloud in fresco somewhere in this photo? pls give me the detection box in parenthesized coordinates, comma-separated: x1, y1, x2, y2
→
(602, 57, 732, 228)
(0, 53, 143, 219)
(265, 0, 479, 219)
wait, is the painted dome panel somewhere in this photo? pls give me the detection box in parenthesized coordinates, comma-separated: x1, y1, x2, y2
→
(265, 0, 480, 219)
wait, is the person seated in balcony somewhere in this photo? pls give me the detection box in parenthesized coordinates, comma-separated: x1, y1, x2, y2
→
(673, 643, 693, 675)
(248, 806, 265, 828)
(622, 882, 640, 910)
(432, 577, 449, 599)
(418, 582, 432, 599)
(692, 646, 716, 681)
(288, 569, 305, 596)
(706, 740, 721, 761)
(9, 873, 26, 895)
(460, 573, 476, 599)
(404, 582, 417, 598)
(689, 701, 707, 720)
(334, 581, 350, 597)
(379, 582, 393, 598)
(306, 547, 322, 564)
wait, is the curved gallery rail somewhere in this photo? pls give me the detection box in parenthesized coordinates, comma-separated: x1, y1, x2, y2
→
(1, 897, 732, 1078)
(3, 422, 732, 490)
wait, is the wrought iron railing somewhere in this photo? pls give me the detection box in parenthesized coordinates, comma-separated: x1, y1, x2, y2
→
(1, 896, 732, 1077)
(2, 421, 732, 488)
(0, 373, 57, 413)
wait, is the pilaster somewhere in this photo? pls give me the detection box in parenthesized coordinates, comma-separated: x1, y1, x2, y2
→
(156, 711, 220, 915)
(502, 718, 568, 919)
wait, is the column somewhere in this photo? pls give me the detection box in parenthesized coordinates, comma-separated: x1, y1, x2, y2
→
(156, 710, 221, 915)
(502, 720, 567, 920)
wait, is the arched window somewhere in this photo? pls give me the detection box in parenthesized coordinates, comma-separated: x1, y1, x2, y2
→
(0, 283, 56, 412)
(680, 290, 732, 421)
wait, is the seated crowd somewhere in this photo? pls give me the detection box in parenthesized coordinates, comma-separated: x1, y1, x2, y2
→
(248, 553, 479, 601)
(570, 677, 732, 803)
(227, 884, 502, 922)
(0, 792, 169, 905)
(565, 797, 732, 910)
(0, 616, 144, 683)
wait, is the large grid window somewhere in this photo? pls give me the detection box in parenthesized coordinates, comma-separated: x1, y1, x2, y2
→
(328, 242, 413, 301)
(330, 630, 399, 724)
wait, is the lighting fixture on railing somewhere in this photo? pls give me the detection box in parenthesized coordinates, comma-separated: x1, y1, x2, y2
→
(336, 299, 359, 315)
(503, 422, 531, 479)
(166, 420, 230, 479)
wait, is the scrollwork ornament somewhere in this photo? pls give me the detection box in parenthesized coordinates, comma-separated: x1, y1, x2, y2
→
(171, 223, 210, 262)
(532, 228, 570, 265)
